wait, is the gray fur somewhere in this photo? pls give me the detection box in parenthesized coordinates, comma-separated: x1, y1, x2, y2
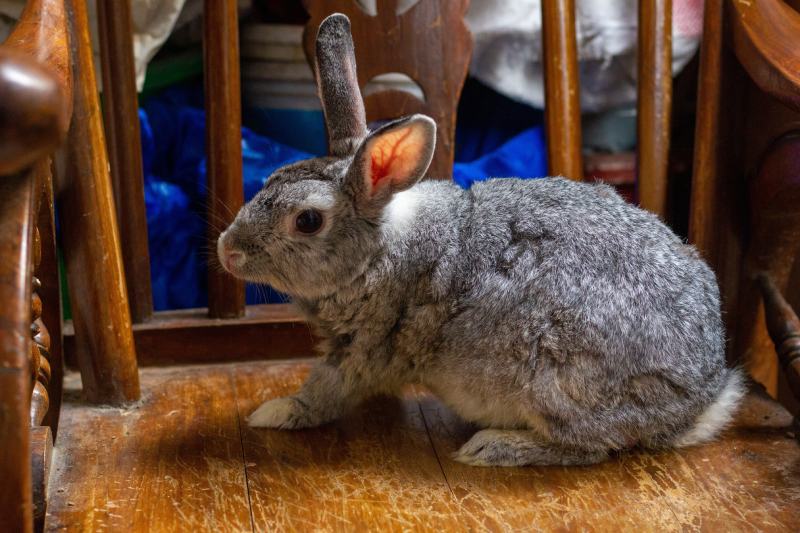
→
(314, 14, 368, 156)
(218, 14, 744, 467)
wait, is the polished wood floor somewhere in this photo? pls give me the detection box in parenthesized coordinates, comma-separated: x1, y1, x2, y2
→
(45, 360, 800, 532)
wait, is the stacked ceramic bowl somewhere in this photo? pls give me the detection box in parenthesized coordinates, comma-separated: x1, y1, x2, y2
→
(240, 23, 423, 154)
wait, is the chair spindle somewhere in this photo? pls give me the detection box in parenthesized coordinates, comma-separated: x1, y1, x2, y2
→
(97, 0, 154, 324)
(204, 0, 246, 319)
(541, 0, 583, 180)
(637, 0, 672, 217)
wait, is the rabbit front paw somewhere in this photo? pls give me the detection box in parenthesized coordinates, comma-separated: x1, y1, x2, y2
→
(247, 396, 321, 429)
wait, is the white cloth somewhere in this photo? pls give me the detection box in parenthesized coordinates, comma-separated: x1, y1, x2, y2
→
(1, 0, 703, 108)
(466, 0, 704, 111)
(0, 0, 196, 91)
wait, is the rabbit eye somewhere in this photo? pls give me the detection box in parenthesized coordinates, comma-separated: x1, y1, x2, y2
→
(295, 209, 324, 235)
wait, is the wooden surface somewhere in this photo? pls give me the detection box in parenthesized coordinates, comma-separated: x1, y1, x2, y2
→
(97, 0, 153, 324)
(0, 171, 37, 533)
(30, 169, 54, 427)
(302, 0, 472, 179)
(688, 0, 747, 364)
(47, 360, 800, 531)
(760, 275, 800, 402)
(31, 425, 53, 531)
(636, 0, 672, 218)
(540, 0, 583, 180)
(729, 0, 800, 112)
(63, 304, 314, 366)
(37, 161, 63, 436)
(734, 134, 800, 394)
(0, 0, 72, 175)
(204, 0, 246, 319)
(58, 0, 140, 404)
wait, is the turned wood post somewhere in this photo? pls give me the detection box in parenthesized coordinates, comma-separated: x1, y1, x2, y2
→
(59, 0, 140, 404)
(541, 0, 583, 180)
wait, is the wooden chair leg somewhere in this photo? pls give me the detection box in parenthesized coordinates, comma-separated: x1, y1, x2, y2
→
(58, 0, 140, 404)
(759, 274, 800, 402)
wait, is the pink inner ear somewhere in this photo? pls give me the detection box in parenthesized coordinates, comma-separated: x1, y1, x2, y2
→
(368, 127, 416, 192)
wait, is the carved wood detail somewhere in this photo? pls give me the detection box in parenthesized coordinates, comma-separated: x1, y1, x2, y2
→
(302, 0, 472, 179)
(758, 274, 800, 403)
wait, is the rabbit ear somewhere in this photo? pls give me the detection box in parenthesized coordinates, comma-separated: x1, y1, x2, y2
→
(315, 13, 368, 156)
(348, 114, 436, 204)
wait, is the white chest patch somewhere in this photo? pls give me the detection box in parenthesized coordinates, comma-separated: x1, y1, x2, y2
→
(381, 189, 422, 238)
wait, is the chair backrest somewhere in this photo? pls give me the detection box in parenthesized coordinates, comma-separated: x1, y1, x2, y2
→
(539, 0, 674, 218)
(689, 0, 800, 409)
(51, 0, 681, 382)
(302, 0, 472, 179)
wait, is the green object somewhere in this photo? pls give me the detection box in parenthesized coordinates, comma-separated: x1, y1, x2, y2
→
(140, 49, 204, 100)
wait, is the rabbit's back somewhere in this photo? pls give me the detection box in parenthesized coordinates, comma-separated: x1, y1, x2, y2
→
(420, 177, 727, 449)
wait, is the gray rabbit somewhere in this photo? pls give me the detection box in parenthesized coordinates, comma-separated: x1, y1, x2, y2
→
(217, 13, 744, 466)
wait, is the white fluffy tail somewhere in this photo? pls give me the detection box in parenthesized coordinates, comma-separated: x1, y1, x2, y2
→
(674, 369, 746, 448)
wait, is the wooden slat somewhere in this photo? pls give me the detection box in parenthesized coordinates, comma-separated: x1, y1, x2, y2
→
(63, 304, 315, 366)
(637, 0, 672, 217)
(45, 366, 253, 532)
(688, 0, 746, 364)
(541, 0, 583, 180)
(204, 0, 245, 319)
(97, 0, 154, 324)
(0, 171, 36, 533)
(58, 0, 140, 405)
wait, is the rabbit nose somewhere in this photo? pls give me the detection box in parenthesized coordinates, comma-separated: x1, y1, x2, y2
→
(217, 233, 247, 271)
(224, 249, 247, 270)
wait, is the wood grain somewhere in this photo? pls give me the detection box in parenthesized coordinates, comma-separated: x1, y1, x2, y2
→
(232, 362, 462, 531)
(0, 170, 36, 533)
(204, 0, 246, 319)
(734, 134, 800, 394)
(636, 0, 672, 218)
(0, 0, 72, 175)
(45, 366, 253, 532)
(46, 361, 800, 531)
(419, 385, 800, 531)
(302, 0, 472, 179)
(541, 0, 583, 180)
(31, 425, 53, 531)
(37, 160, 63, 437)
(759, 275, 800, 401)
(0, 50, 64, 176)
(63, 304, 315, 366)
(58, 0, 140, 404)
(729, 0, 800, 112)
(688, 0, 747, 363)
(97, 0, 153, 324)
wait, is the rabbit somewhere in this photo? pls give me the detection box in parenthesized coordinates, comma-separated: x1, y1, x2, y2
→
(217, 13, 745, 467)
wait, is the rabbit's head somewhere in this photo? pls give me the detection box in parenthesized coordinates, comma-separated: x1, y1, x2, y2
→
(218, 14, 436, 299)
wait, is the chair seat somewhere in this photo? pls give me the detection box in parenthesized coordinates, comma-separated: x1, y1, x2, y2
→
(46, 360, 800, 531)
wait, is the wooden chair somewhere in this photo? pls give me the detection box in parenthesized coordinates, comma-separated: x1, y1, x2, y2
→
(689, 0, 800, 409)
(1, 0, 799, 531)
